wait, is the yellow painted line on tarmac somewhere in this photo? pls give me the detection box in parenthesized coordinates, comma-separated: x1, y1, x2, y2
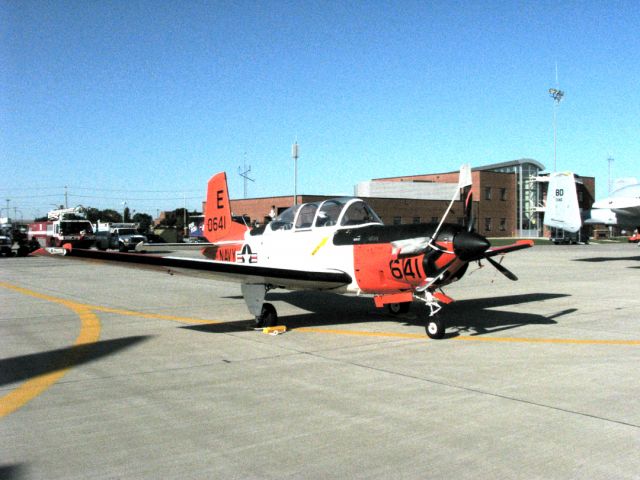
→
(297, 327, 426, 339)
(83, 304, 217, 325)
(296, 326, 640, 345)
(0, 282, 101, 418)
(452, 336, 640, 346)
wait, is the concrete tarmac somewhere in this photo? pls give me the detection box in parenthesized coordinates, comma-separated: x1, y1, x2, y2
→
(1, 243, 639, 479)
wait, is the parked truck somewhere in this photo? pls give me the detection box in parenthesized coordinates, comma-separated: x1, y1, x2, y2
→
(28, 207, 95, 248)
(94, 223, 147, 252)
(0, 222, 12, 256)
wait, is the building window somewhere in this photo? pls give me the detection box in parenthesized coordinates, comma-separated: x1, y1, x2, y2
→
(500, 218, 506, 231)
(393, 216, 402, 225)
(412, 216, 421, 224)
(457, 217, 465, 226)
(484, 218, 492, 231)
(431, 216, 439, 224)
(484, 187, 492, 200)
(500, 188, 507, 201)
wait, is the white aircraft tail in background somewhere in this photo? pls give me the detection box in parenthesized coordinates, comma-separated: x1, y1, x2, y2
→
(543, 172, 582, 233)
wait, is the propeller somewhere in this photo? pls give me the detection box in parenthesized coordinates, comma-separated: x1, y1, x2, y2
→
(420, 164, 519, 284)
(452, 230, 518, 281)
(457, 185, 518, 281)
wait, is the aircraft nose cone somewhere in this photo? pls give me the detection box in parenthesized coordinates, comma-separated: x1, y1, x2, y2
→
(453, 230, 490, 261)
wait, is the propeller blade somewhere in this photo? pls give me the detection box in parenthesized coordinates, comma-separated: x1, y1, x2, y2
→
(467, 207, 475, 233)
(462, 186, 474, 232)
(485, 256, 518, 281)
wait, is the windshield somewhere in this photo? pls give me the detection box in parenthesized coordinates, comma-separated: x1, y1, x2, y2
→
(340, 201, 382, 226)
(61, 221, 94, 235)
(611, 184, 640, 199)
(118, 229, 137, 235)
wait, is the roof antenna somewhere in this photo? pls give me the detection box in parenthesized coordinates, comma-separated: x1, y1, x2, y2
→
(238, 152, 255, 199)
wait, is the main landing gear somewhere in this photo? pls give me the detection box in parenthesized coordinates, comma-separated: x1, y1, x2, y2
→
(254, 302, 278, 329)
(241, 284, 280, 330)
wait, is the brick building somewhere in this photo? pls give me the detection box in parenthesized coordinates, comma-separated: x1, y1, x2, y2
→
(203, 159, 596, 238)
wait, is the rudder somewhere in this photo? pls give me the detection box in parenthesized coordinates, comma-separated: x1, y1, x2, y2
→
(204, 172, 248, 243)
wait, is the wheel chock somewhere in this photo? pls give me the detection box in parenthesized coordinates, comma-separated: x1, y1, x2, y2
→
(263, 325, 287, 335)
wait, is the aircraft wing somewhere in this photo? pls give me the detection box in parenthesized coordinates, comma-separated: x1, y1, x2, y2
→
(134, 242, 214, 253)
(48, 247, 352, 290)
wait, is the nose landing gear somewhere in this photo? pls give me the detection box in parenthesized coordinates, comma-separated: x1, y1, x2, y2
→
(425, 317, 445, 339)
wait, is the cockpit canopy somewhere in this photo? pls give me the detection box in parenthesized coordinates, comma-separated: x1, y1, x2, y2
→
(270, 198, 382, 231)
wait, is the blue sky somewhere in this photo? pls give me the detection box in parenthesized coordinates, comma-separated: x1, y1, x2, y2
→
(1, 0, 638, 219)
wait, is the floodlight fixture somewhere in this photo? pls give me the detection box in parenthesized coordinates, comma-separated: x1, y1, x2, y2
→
(549, 88, 564, 103)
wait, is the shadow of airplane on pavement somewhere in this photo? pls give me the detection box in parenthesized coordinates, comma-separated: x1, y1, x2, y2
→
(0, 464, 26, 480)
(0, 336, 152, 387)
(182, 291, 570, 338)
(574, 255, 640, 263)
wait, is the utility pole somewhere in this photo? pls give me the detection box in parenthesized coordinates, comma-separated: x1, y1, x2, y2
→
(183, 193, 187, 237)
(292, 141, 299, 205)
(64, 185, 68, 208)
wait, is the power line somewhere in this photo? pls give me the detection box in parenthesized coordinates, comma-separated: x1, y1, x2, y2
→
(68, 194, 203, 201)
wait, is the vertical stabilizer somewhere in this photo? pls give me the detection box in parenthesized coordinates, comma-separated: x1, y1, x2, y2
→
(204, 172, 249, 243)
(544, 172, 582, 233)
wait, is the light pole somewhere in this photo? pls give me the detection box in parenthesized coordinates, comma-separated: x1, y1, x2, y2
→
(292, 141, 299, 205)
(548, 87, 564, 172)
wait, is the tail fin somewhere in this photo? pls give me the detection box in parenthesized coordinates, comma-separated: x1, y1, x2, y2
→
(543, 172, 582, 233)
(203, 172, 249, 243)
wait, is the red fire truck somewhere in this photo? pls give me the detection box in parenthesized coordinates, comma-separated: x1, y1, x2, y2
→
(29, 207, 95, 248)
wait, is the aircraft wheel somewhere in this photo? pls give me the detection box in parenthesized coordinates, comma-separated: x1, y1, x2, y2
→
(258, 303, 278, 328)
(425, 317, 445, 340)
(388, 302, 411, 314)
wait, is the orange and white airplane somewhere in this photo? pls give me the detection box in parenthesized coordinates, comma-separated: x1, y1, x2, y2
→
(51, 166, 533, 339)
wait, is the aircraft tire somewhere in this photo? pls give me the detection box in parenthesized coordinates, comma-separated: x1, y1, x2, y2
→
(425, 318, 445, 340)
(260, 303, 278, 328)
(388, 302, 411, 315)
